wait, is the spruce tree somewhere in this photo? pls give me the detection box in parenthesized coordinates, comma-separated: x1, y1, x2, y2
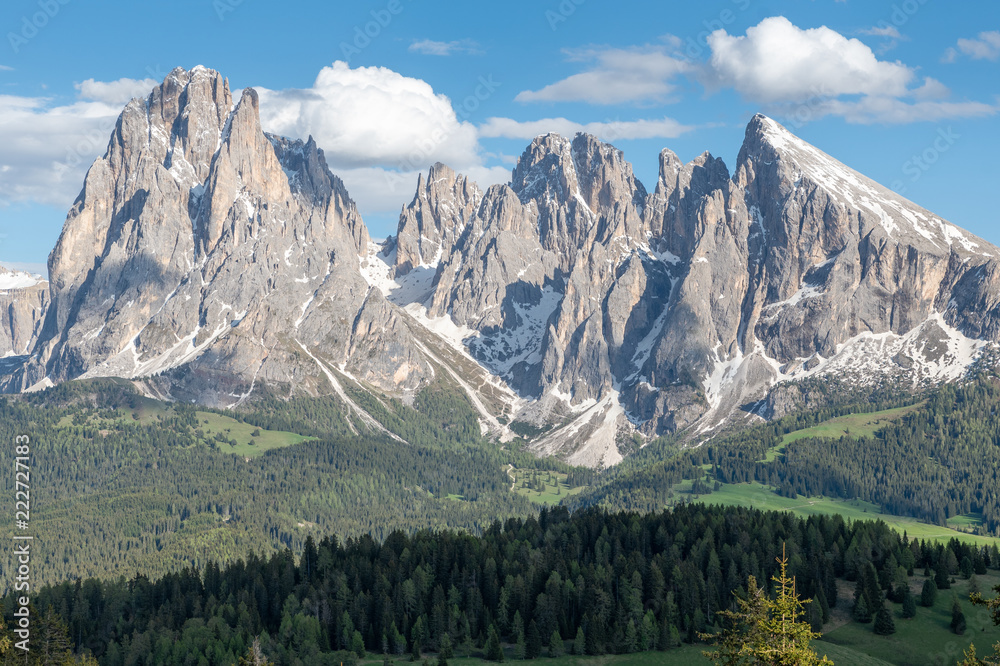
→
(572, 627, 585, 656)
(439, 633, 453, 660)
(852, 595, 872, 623)
(952, 598, 967, 635)
(901, 586, 917, 619)
(484, 625, 504, 662)
(921, 578, 938, 607)
(703, 545, 832, 665)
(936, 567, 952, 590)
(873, 603, 896, 636)
(548, 630, 564, 658)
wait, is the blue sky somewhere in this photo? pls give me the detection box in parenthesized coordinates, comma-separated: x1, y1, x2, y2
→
(0, 0, 998, 273)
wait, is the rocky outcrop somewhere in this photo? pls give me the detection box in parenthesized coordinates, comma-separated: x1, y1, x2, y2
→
(0, 268, 48, 356)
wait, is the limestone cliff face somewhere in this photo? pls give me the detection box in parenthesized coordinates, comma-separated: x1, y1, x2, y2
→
(9, 67, 431, 408)
(0, 269, 48, 357)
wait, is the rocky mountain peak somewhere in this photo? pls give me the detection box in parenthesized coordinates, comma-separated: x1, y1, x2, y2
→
(512, 132, 646, 211)
(392, 161, 483, 277)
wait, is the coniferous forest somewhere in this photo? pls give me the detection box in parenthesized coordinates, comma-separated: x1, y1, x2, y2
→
(5, 503, 999, 665)
(4, 374, 1000, 663)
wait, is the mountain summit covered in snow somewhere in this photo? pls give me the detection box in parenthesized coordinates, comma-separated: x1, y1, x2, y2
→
(4, 67, 1000, 467)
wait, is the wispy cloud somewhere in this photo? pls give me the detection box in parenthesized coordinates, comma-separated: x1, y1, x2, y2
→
(0, 65, 13, 72)
(408, 39, 483, 56)
(858, 24, 907, 53)
(479, 116, 693, 141)
(515, 46, 690, 105)
(942, 31, 1000, 63)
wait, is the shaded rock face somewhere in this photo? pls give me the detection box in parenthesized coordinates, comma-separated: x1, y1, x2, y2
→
(9, 66, 430, 403)
(0, 269, 48, 356)
(378, 114, 1000, 464)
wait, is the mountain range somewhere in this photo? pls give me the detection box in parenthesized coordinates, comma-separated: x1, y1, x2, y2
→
(3, 66, 999, 467)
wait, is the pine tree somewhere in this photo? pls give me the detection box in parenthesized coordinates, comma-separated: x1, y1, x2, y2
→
(921, 578, 938, 607)
(513, 631, 526, 660)
(526, 620, 542, 659)
(703, 545, 833, 665)
(901, 586, 917, 619)
(952, 597, 968, 635)
(808, 598, 824, 632)
(484, 625, 504, 662)
(548, 630, 564, 658)
(852, 595, 872, 623)
(873, 603, 896, 636)
(572, 627, 585, 656)
(352, 630, 367, 658)
(33, 607, 74, 666)
(936, 567, 952, 590)
(439, 633, 453, 660)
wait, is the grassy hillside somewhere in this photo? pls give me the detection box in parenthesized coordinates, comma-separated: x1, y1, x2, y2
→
(696, 482, 999, 547)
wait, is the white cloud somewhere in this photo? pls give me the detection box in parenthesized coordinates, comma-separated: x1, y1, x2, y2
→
(408, 39, 483, 56)
(858, 25, 907, 53)
(515, 47, 690, 105)
(703, 17, 997, 124)
(0, 77, 160, 209)
(942, 31, 1000, 62)
(0, 65, 13, 72)
(0, 94, 124, 208)
(257, 61, 482, 171)
(804, 97, 997, 125)
(256, 62, 517, 224)
(705, 17, 914, 103)
(479, 116, 693, 141)
(74, 77, 157, 105)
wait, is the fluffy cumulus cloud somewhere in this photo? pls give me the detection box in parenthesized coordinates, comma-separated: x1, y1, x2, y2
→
(515, 47, 690, 105)
(257, 62, 481, 171)
(479, 116, 693, 141)
(702, 18, 997, 123)
(705, 17, 914, 102)
(943, 31, 1000, 62)
(257, 62, 503, 219)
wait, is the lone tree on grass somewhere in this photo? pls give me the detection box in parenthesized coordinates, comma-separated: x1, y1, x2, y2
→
(873, 603, 896, 636)
(703, 544, 833, 665)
